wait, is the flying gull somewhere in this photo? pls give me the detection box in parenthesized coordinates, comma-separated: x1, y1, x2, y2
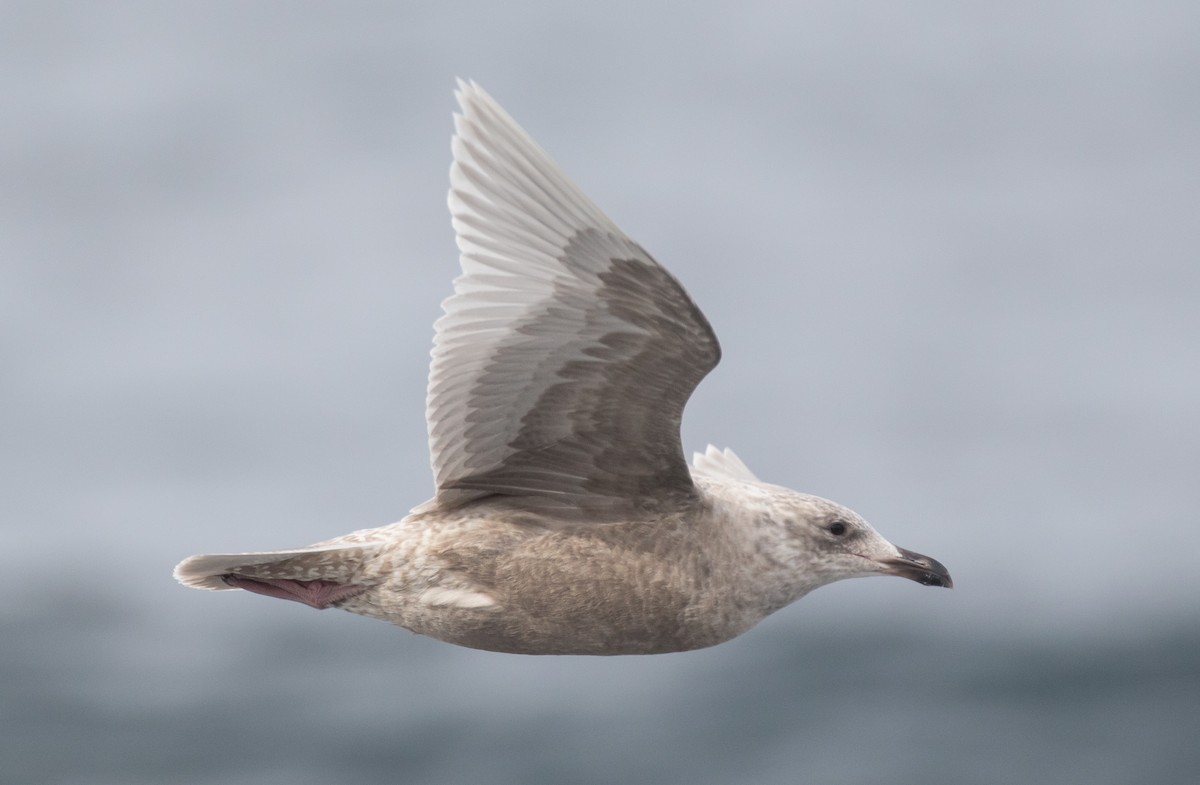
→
(174, 81, 951, 655)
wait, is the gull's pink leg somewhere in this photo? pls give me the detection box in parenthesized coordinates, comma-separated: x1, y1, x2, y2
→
(222, 575, 367, 610)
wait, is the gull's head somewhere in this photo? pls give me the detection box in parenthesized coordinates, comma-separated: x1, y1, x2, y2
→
(764, 491, 952, 596)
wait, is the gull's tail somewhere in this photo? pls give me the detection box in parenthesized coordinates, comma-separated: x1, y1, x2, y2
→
(174, 543, 380, 610)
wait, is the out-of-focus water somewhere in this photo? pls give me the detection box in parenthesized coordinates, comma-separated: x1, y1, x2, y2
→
(5, 597, 1197, 785)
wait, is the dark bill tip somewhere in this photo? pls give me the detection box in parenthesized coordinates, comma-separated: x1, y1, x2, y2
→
(882, 547, 953, 589)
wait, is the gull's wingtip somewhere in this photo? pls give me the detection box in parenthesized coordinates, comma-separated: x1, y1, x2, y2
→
(454, 78, 491, 111)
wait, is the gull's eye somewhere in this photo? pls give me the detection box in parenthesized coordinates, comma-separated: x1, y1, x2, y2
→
(828, 521, 848, 537)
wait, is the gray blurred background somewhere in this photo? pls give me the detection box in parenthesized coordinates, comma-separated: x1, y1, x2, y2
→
(3, 2, 1198, 784)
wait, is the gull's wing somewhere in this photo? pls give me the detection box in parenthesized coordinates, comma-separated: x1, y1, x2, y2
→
(691, 445, 762, 484)
(426, 81, 721, 517)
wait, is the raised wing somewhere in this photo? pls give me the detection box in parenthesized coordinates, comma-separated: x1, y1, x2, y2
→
(426, 80, 721, 517)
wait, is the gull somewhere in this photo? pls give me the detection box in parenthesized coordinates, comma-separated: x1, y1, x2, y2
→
(174, 81, 951, 655)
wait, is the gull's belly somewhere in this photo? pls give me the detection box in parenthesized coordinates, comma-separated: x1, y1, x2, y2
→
(341, 516, 762, 655)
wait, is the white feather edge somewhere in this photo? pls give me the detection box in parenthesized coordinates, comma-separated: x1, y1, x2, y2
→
(449, 78, 621, 253)
(446, 80, 616, 296)
(418, 586, 498, 609)
(438, 80, 622, 341)
(690, 445, 762, 483)
(428, 80, 639, 489)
